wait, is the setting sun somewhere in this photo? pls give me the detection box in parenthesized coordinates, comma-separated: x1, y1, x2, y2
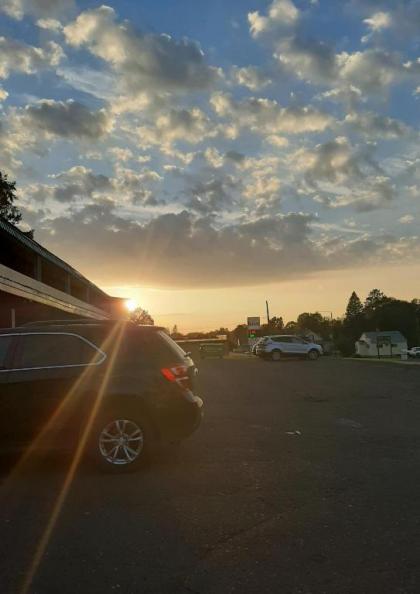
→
(125, 298, 138, 312)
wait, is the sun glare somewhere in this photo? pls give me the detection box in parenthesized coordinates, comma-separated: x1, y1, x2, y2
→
(125, 298, 138, 312)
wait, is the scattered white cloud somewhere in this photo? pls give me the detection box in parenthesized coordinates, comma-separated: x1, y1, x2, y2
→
(63, 5, 220, 99)
(36, 18, 63, 31)
(363, 11, 392, 32)
(0, 37, 64, 79)
(108, 147, 133, 163)
(248, 0, 300, 38)
(136, 107, 217, 149)
(0, 87, 8, 102)
(344, 111, 409, 139)
(0, 0, 75, 20)
(211, 92, 332, 137)
(23, 163, 163, 208)
(22, 99, 113, 140)
(231, 66, 272, 90)
(399, 214, 414, 224)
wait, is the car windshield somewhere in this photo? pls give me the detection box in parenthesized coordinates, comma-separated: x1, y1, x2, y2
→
(1, 1, 420, 593)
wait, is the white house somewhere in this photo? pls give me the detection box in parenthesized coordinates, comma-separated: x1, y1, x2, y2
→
(355, 331, 408, 357)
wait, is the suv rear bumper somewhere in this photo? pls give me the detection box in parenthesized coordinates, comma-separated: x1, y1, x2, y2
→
(155, 393, 203, 445)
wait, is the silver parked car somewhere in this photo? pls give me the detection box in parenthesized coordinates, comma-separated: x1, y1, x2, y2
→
(256, 335, 323, 361)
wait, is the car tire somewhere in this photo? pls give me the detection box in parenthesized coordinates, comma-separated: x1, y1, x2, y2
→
(271, 349, 282, 362)
(88, 412, 152, 473)
(307, 349, 319, 361)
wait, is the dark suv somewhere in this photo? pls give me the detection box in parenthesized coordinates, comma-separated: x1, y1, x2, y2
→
(0, 320, 203, 471)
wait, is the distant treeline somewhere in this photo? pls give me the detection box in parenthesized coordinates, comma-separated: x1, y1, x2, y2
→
(170, 289, 420, 355)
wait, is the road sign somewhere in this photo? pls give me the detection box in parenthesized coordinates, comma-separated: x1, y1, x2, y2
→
(247, 316, 261, 329)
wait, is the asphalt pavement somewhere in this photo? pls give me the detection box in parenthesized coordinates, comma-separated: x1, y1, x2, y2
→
(1, 357, 420, 594)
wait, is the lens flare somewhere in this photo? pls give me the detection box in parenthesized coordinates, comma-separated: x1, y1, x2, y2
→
(125, 298, 138, 312)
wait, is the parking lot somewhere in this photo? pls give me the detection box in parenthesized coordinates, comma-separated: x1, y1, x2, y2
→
(1, 356, 420, 594)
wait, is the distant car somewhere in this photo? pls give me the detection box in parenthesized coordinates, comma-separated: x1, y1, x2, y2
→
(407, 347, 420, 358)
(0, 320, 203, 472)
(256, 335, 323, 361)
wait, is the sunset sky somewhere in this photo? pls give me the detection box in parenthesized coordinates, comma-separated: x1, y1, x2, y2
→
(1, 0, 420, 331)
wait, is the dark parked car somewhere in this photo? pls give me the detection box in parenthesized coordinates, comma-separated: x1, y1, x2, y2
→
(0, 320, 203, 471)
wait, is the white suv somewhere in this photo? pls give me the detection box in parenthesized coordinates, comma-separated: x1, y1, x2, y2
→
(256, 335, 323, 361)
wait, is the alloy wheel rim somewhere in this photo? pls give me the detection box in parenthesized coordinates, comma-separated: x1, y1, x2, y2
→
(98, 419, 144, 465)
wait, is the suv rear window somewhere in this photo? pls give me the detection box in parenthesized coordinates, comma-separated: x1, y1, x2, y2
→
(117, 329, 187, 368)
(156, 331, 188, 362)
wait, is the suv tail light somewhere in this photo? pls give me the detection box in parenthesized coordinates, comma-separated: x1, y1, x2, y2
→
(161, 365, 192, 391)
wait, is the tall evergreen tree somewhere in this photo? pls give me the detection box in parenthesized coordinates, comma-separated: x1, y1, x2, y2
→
(345, 291, 363, 320)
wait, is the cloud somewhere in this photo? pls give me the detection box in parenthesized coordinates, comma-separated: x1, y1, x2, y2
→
(326, 177, 395, 212)
(399, 214, 414, 224)
(293, 137, 379, 186)
(231, 66, 272, 91)
(48, 166, 113, 202)
(0, 37, 64, 79)
(36, 18, 63, 31)
(344, 111, 409, 139)
(22, 99, 113, 139)
(63, 5, 219, 99)
(361, 10, 392, 42)
(108, 147, 133, 163)
(336, 49, 407, 93)
(22, 164, 163, 208)
(0, 87, 8, 102)
(275, 36, 337, 85)
(315, 85, 364, 108)
(34, 206, 320, 287)
(363, 11, 392, 32)
(248, 0, 300, 38)
(250, 3, 420, 97)
(136, 107, 217, 148)
(210, 92, 332, 137)
(275, 40, 414, 94)
(352, 0, 420, 38)
(184, 174, 239, 215)
(31, 203, 420, 288)
(290, 136, 397, 211)
(0, 0, 75, 20)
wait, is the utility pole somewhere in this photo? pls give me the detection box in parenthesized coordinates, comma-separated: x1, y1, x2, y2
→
(266, 300, 270, 324)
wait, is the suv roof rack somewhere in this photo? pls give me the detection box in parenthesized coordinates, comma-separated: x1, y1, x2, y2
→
(18, 319, 162, 330)
(19, 319, 113, 327)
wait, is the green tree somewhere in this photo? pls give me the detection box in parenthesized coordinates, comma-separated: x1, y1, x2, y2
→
(130, 307, 154, 325)
(230, 324, 248, 345)
(364, 289, 388, 313)
(374, 299, 419, 346)
(284, 320, 298, 333)
(0, 171, 22, 224)
(345, 291, 363, 320)
(296, 312, 331, 338)
(261, 315, 284, 335)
